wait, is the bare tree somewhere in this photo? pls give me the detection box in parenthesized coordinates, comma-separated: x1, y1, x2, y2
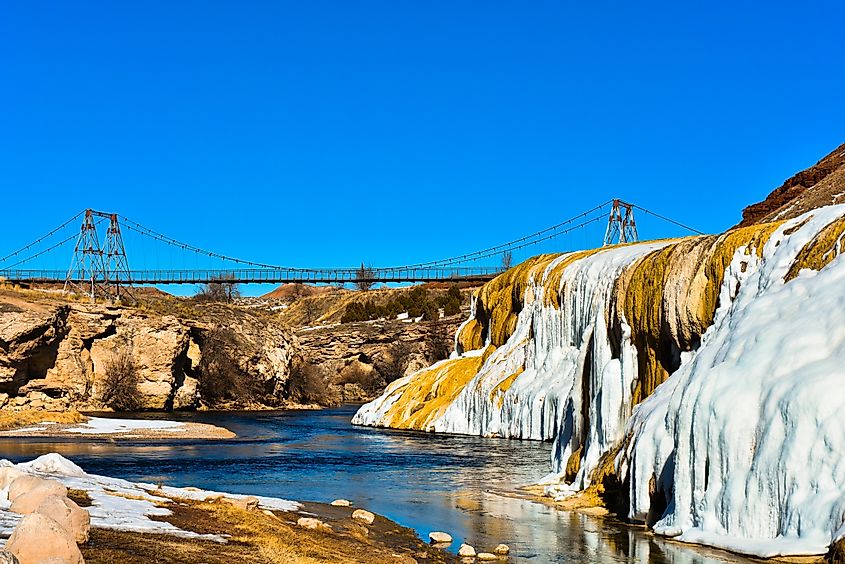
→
(501, 250, 513, 270)
(302, 297, 320, 325)
(195, 275, 241, 303)
(354, 262, 375, 291)
(100, 346, 142, 411)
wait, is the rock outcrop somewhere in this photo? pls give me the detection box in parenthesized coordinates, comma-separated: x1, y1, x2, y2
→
(0, 299, 299, 411)
(296, 318, 460, 402)
(738, 141, 845, 227)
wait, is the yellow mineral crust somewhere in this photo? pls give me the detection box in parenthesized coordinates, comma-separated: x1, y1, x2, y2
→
(617, 222, 783, 405)
(383, 347, 494, 431)
(784, 215, 845, 282)
(456, 318, 484, 354)
(490, 367, 525, 409)
(471, 254, 560, 348)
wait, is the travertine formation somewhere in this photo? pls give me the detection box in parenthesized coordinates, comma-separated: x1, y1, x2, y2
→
(355, 204, 845, 557)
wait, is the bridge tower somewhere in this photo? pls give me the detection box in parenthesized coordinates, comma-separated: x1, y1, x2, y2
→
(603, 199, 638, 246)
(64, 209, 133, 301)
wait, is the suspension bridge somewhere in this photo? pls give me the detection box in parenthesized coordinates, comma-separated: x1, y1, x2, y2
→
(0, 199, 703, 299)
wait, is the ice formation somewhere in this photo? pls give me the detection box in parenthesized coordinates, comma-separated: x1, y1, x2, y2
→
(354, 204, 845, 556)
(0, 453, 300, 539)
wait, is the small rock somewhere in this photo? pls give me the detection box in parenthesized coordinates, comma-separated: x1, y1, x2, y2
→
(5, 513, 83, 564)
(35, 495, 91, 544)
(9, 481, 69, 515)
(222, 496, 259, 512)
(297, 517, 326, 530)
(261, 509, 275, 517)
(494, 544, 510, 555)
(0, 550, 19, 564)
(330, 499, 351, 507)
(477, 553, 498, 561)
(352, 509, 375, 524)
(203, 493, 224, 502)
(428, 531, 452, 544)
(458, 544, 476, 557)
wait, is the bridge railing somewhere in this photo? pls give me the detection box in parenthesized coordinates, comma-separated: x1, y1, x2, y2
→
(0, 266, 505, 285)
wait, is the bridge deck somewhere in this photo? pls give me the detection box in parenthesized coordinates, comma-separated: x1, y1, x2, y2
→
(0, 267, 503, 285)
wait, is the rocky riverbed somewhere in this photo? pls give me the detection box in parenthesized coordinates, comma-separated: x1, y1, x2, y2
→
(0, 453, 456, 564)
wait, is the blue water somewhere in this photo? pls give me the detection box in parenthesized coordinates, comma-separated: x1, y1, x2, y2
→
(0, 406, 752, 563)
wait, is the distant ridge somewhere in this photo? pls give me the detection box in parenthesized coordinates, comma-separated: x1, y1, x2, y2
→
(738, 141, 845, 227)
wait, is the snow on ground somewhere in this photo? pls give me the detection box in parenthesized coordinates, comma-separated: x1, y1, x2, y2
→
(64, 417, 187, 435)
(0, 453, 301, 540)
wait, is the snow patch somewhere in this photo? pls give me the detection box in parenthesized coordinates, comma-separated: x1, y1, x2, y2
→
(0, 453, 301, 540)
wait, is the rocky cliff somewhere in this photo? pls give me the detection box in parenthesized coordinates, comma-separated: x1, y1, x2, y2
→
(354, 201, 845, 557)
(0, 296, 299, 411)
(738, 141, 845, 227)
(296, 318, 459, 402)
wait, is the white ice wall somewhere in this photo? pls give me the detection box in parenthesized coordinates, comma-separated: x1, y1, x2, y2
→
(623, 206, 845, 557)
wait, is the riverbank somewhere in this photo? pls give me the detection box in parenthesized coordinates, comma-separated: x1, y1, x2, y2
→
(0, 406, 765, 563)
(0, 410, 235, 440)
(1, 453, 453, 563)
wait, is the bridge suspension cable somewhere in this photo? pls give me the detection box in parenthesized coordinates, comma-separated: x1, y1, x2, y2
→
(0, 198, 707, 289)
(0, 210, 85, 264)
(119, 215, 293, 270)
(630, 204, 705, 236)
(395, 199, 615, 269)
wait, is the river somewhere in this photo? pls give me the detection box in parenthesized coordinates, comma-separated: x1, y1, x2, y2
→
(0, 405, 756, 563)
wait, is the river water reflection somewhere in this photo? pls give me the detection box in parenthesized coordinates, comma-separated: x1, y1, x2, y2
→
(0, 405, 753, 563)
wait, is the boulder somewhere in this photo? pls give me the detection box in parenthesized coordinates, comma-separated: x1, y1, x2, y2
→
(428, 531, 452, 544)
(351, 509, 375, 524)
(0, 467, 24, 489)
(35, 495, 90, 543)
(8, 476, 55, 502)
(494, 543, 510, 555)
(330, 499, 351, 507)
(296, 517, 330, 532)
(458, 544, 476, 557)
(477, 553, 498, 561)
(5, 513, 83, 564)
(9, 480, 67, 514)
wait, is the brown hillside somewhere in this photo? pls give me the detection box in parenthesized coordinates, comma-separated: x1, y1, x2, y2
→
(737, 141, 845, 227)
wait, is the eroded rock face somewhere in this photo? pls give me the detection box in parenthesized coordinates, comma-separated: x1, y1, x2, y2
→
(296, 318, 460, 401)
(0, 300, 299, 411)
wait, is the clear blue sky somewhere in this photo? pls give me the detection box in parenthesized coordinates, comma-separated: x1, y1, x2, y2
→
(1, 1, 843, 278)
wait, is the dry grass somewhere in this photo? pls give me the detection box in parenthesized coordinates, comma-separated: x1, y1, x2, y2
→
(83, 495, 447, 564)
(0, 409, 85, 431)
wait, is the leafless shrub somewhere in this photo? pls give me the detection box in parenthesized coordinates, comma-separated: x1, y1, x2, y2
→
(427, 326, 453, 363)
(197, 327, 260, 405)
(194, 275, 241, 303)
(375, 341, 411, 384)
(100, 346, 142, 411)
(286, 360, 340, 406)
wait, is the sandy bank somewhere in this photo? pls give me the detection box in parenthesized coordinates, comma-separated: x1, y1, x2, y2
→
(0, 415, 235, 440)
